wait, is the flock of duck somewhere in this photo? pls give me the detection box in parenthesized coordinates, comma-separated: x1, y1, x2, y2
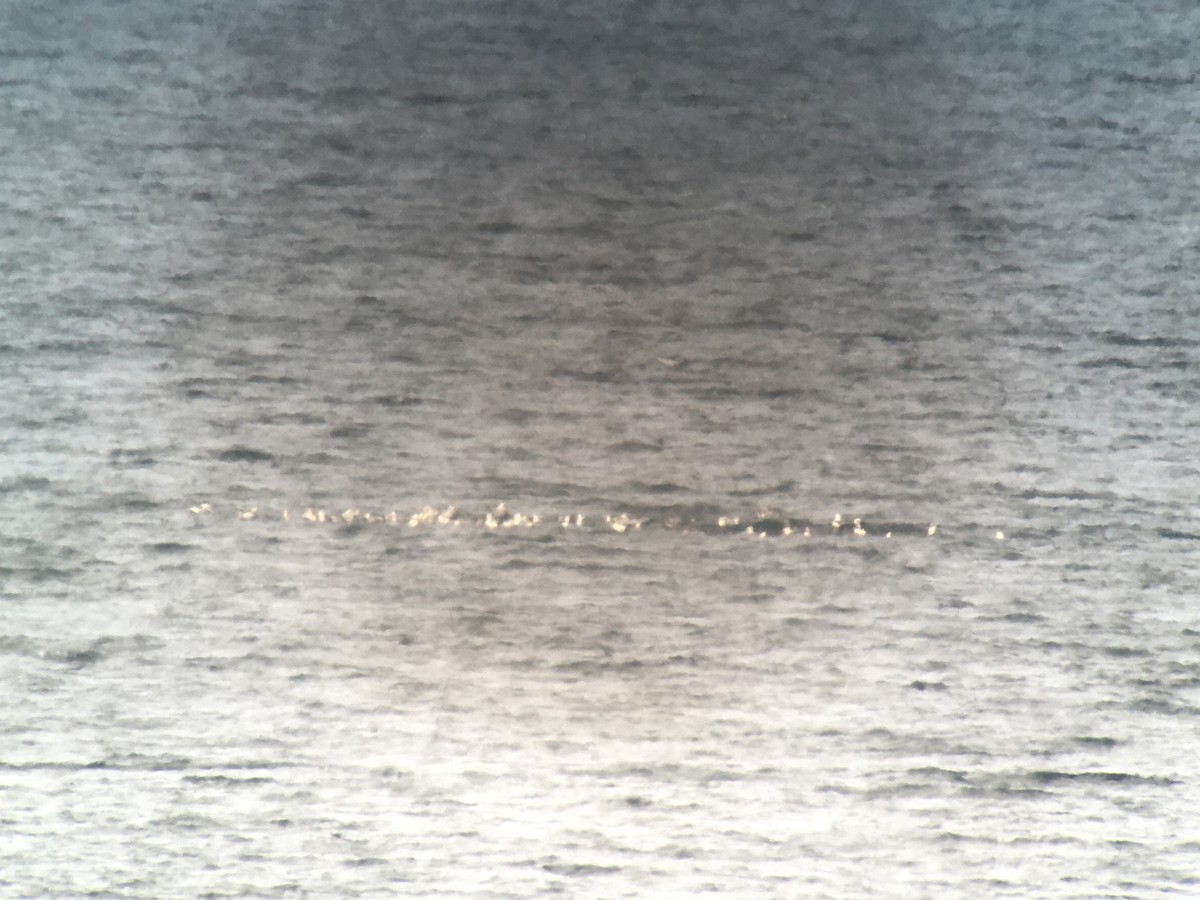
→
(189, 502, 1005, 540)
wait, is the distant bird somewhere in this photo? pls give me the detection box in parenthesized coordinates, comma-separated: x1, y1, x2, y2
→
(237, 507, 257, 521)
(853, 518, 867, 537)
(995, 531, 1005, 541)
(485, 504, 508, 529)
(831, 513, 842, 531)
(409, 505, 438, 527)
(189, 502, 212, 515)
(927, 523, 938, 537)
(606, 513, 642, 533)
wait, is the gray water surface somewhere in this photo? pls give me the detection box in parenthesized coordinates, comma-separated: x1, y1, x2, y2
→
(3, 0, 1200, 896)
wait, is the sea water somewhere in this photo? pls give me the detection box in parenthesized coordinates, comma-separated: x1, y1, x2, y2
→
(2, 0, 1200, 896)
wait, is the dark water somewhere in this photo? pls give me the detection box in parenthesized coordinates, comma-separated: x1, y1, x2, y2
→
(3, 0, 1200, 896)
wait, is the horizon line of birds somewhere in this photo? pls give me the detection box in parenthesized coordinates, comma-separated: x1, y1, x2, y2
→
(188, 503, 1006, 541)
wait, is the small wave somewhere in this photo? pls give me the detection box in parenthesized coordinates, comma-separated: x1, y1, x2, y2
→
(293, 171, 360, 190)
(70, 85, 135, 105)
(1078, 356, 1142, 370)
(907, 766, 969, 783)
(1098, 330, 1194, 349)
(553, 659, 646, 676)
(0, 47, 64, 61)
(25, 634, 163, 668)
(371, 394, 425, 409)
(1128, 697, 1200, 717)
(215, 446, 275, 463)
(318, 85, 392, 109)
(149, 541, 192, 555)
(110, 48, 163, 66)
(1103, 645, 1151, 659)
(908, 680, 949, 692)
(995, 612, 1046, 624)
(0, 565, 79, 585)
(404, 92, 462, 106)
(108, 449, 157, 469)
(0, 635, 39, 657)
(1018, 487, 1117, 503)
(947, 767, 1179, 800)
(631, 480, 688, 494)
(1025, 770, 1178, 787)
(0, 475, 53, 495)
(182, 774, 274, 786)
(540, 860, 622, 878)
(1072, 736, 1119, 749)
(1115, 71, 1195, 88)
(109, 492, 160, 512)
(1158, 528, 1200, 542)
(609, 440, 665, 453)
(476, 220, 523, 235)
(93, 752, 198, 771)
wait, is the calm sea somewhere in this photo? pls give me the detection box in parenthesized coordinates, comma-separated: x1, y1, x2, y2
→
(3, 0, 1200, 896)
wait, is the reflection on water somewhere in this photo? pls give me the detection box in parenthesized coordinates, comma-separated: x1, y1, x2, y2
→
(3, 0, 1200, 896)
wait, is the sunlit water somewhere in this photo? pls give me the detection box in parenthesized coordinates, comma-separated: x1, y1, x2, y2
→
(3, 0, 1200, 896)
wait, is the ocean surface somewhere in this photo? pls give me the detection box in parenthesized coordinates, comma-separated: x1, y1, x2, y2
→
(3, 0, 1200, 896)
